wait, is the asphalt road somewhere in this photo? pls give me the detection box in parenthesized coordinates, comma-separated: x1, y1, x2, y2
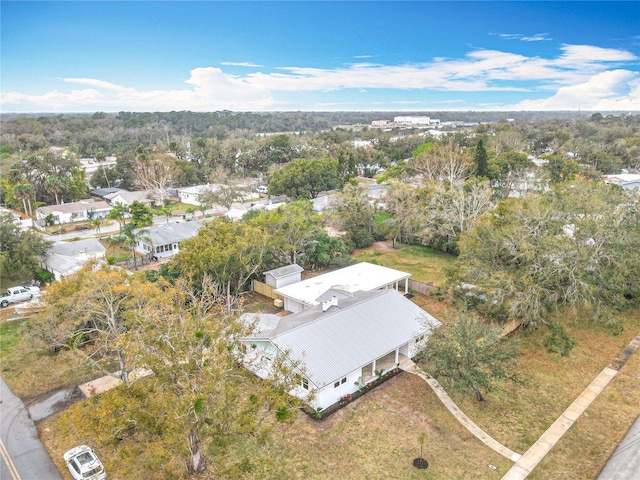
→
(597, 414, 640, 480)
(0, 376, 62, 480)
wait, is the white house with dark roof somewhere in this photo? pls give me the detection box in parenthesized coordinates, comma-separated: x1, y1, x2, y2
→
(240, 289, 439, 411)
(134, 220, 204, 258)
(274, 262, 411, 313)
(40, 238, 106, 281)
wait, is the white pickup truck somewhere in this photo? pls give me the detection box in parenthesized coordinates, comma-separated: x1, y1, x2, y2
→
(0, 286, 40, 308)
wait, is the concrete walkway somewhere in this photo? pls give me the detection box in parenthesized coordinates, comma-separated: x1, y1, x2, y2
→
(405, 364, 522, 462)
(403, 331, 640, 479)
(501, 332, 640, 480)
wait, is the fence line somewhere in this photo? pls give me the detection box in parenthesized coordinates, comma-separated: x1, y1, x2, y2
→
(408, 279, 435, 295)
(252, 280, 284, 301)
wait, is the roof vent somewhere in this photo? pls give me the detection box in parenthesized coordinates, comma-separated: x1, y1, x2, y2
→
(322, 295, 339, 312)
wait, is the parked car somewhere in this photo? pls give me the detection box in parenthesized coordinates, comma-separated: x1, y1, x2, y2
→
(256, 185, 269, 194)
(63, 445, 106, 480)
(0, 286, 40, 308)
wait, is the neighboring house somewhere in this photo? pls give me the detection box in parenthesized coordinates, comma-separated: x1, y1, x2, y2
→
(274, 262, 411, 313)
(36, 200, 112, 225)
(604, 174, 640, 192)
(78, 156, 117, 175)
(176, 184, 222, 206)
(0, 207, 32, 230)
(224, 202, 280, 221)
(40, 238, 106, 281)
(104, 190, 157, 207)
(311, 194, 336, 214)
(264, 264, 304, 289)
(90, 187, 122, 200)
(240, 289, 440, 411)
(134, 220, 204, 258)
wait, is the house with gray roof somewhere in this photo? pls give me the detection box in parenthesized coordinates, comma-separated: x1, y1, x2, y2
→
(240, 289, 439, 411)
(36, 200, 112, 225)
(40, 238, 106, 281)
(134, 220, 204, 259)
(104, 189, 157, 207)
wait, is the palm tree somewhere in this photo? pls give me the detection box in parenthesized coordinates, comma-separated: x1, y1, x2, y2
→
(45, 176, 66, 205)
(13, 182, 35, 217)
(109, 202, 128, 227)
(92, 217, 102, 235)
(119, 223, 152, 270)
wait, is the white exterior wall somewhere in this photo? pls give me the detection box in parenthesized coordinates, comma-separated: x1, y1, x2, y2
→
(283, 297, 305, 313)
(312, 369, 362, 411)
(269, 274, 302, 289)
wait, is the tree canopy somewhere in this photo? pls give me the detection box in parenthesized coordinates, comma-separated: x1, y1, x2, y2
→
(416, 309, 521, 401)
(452, 180, 640, 326)
(269, 158, 339, 199)
(0, 212, 50, 277)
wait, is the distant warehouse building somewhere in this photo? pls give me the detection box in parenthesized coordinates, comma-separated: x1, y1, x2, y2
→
(393, 116, 439, 126)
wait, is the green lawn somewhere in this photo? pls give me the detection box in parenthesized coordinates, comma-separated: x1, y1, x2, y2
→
(353, 241, 456, 286)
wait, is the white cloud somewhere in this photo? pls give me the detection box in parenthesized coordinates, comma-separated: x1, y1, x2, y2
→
(62, 78, 135, 92)
(512, 70, 640, 110)
(1, 44, 638, 112)
(220, 62, 263, 67)
(493, 33, 551, 42)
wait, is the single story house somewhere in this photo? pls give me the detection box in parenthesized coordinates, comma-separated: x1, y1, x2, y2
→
(134, 220, 204, 258)
(274, 262, 411, 313)
(90, 187, 122, 200)
(104, 189, 157, 207)
(176, 184, 223, 206)
(36, 200, 112, 225)
(240, 289, 439, 411)
(264, 264, 304, 289)
(177, 184, 216, 206)
(604, 174, 640, 193)
(40, 238, 106, 281)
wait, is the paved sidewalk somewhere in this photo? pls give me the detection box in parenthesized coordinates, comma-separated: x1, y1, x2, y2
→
(405, 364, 522, 462)
(501, 332, 640, 480)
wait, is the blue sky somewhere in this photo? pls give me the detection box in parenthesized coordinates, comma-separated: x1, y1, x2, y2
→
(1, 1, 638, 112)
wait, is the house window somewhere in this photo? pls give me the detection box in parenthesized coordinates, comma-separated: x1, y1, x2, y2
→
(302, 378, 309, 390)
(334, 377, 347, 388)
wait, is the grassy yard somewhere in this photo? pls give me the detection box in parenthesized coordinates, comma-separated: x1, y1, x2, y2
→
(353, 241, 456, 286)
(3, 297, 632, 479)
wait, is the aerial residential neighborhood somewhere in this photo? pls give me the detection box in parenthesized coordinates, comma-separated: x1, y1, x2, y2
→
(1, 1, 639, 480)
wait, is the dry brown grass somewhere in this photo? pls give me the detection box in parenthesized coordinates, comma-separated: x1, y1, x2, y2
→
(6, 294, 640, 479)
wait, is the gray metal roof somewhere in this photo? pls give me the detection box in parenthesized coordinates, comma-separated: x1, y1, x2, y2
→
(135, 220, 204, 246)
(42, 238, 106, 276)
(265, 264, 304, 279)
(37, 200, 112, 215)
(247, 290, 439, 388)
(48, 238, 105, 257)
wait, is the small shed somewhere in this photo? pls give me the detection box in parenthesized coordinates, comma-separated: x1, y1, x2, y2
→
(264, 264, 304, 289)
